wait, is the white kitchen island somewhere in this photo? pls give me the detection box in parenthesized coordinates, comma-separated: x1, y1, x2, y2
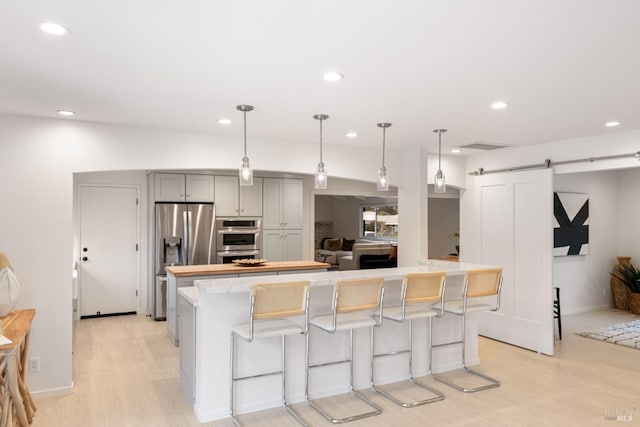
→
(178, 260, 498, 423)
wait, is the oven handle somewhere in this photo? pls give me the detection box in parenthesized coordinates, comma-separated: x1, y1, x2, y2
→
(216, 228, 260, 234)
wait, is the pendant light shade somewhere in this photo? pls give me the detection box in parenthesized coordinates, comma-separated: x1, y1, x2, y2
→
(434, 128, 447, 193)
(313, 114, 329, 189)
(377, 122, 391, 191)
(237, 105, 254, 186)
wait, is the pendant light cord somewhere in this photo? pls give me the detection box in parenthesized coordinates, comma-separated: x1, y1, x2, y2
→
(438, 130, 442, 171)
(382, 127, 386, 167)
(243, 110, 247, 158)
(319, 118, 323, 163)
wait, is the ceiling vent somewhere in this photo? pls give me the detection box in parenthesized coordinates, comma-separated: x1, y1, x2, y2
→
(461, 143, 507, 150)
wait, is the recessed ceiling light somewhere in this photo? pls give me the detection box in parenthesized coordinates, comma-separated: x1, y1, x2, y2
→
(57, 110, 75, 116)
(323, 72, 344, 82)
(451, 148, 461, 153)
(491, 101, 508, 110)
(218, 118, 232, 125)
(605, 121, 621, 127)
(345, 132, 358, 138)
(40, 22, 70, 36)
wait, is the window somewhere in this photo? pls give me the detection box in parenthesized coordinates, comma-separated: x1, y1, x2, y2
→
(362, 205, 398, 239)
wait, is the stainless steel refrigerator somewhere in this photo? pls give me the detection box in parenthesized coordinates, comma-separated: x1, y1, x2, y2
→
(154, 203, 215, 320)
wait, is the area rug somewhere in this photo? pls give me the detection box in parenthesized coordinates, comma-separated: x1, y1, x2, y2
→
(576, 320, 640, 350)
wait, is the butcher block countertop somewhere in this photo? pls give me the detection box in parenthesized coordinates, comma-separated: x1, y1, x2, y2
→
(165, 260, 330, 277)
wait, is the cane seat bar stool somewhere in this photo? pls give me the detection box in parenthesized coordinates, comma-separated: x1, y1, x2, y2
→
(230, 280, 311, 427)
(432, 267, 503, 393)
(372, 271, 447, 407)
(306, 277, 385, 424)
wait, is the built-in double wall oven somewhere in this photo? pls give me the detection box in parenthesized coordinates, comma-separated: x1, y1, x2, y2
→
(215, 217, 261, 263)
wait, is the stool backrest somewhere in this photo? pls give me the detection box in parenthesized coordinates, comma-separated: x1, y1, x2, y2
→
(251, 281, 310, 320)
(335, 277, 384, 314)
(464, 268, 502, 298)
(0, 253, 12, 271)
(404, 272, 446, 304)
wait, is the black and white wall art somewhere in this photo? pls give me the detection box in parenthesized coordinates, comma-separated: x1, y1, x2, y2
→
(553, 192, 589, 256)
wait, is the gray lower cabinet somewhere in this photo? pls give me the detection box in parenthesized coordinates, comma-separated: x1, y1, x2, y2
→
(178, 293, 196, 404)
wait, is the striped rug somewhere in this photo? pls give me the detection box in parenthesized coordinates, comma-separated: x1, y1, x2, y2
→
(576, 320, 640, 350)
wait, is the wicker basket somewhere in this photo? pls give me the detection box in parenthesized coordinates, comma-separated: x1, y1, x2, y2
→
(611, 257, 631, 310)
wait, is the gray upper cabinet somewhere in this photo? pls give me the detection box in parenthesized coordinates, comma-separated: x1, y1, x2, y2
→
(262, 178, 303, 229)
(214, 176, 262, 217)
(155, 173, 214, 202)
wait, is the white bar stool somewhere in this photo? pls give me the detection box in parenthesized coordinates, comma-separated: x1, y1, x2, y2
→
(372, 271, 446, 407)
(230, 280, 310, 427)
(305, 277, 385, 424)
(432, 267, 503, 393)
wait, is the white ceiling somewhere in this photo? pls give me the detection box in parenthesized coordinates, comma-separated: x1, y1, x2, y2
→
(1, 1, 639, 154)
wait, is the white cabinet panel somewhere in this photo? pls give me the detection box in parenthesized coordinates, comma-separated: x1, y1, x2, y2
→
(214, 176, 240, 216)
(215, 176, 262, 217)
(263, 178, 284, 228)
(262, 229, 302, 262)
(263, 178, 302, 229)
(155, 173, 186, 202)
(282, 179, 303, 229)
(155, 173, 213, 202)
(178, 294, 196, 404)
(186, 175, 214, 202)
(240, 177, 262, 216)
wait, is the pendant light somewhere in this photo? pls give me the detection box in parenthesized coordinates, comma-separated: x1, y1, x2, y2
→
(313, 114, 329, 189)
(434, 128, 447, 193)
(237, 104, 254, 186)
(377, 122, 391, 191)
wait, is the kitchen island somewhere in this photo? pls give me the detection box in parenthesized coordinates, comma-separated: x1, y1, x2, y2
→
(178, 261, 499, 423)
(165, 261, 329, 345)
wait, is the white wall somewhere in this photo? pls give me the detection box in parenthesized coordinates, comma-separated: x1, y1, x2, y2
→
(0, 113, 394, 395)
(553, 171, 619, 314)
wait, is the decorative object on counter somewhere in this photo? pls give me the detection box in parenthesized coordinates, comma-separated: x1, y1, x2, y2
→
(232, 258, 267, 266)
(0, 253, 21, 317)
(433, 129, 447, 193)
(553, 192, 589, 256)
(610, 258, 640, 314)
(313, 114, 330, 189)
(377, 122, 391, 191)
(237, 104, 254, 186)
(576, 320, 640, 350)
(610, 256, 631, 310)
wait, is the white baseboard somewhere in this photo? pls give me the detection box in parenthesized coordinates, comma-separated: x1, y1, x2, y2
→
(31, 382, 74, 399)
(563, 304, 611, 316)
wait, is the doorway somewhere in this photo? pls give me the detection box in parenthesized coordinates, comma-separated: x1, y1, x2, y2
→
(78, 185, 140, 318)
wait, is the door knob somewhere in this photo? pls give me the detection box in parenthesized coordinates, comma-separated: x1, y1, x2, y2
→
(82, 256, 88, 261)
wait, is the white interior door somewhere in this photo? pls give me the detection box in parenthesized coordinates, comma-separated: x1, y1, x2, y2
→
(79, 185, 139, 317)
(464, 169, 554, 355)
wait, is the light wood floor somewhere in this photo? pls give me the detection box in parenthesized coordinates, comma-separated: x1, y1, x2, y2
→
(33, 309, 639, 427)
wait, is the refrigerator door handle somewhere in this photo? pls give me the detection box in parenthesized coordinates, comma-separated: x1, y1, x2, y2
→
(183, 210, 190, 265)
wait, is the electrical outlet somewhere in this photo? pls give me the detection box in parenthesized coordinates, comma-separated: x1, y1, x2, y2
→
(29, 357, 40, 373)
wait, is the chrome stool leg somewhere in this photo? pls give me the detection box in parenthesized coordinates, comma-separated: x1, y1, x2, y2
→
(372, 317, 444, 407)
